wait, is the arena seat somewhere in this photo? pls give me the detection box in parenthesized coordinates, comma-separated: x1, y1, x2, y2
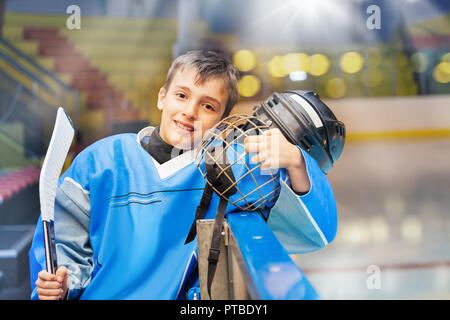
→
(2, 12, 182, 133)
(0, 40, 80, 118)
(0, 224, 35, 299)
(0, 167, 40, 204)
(1, 12, 230, 131)
(1, 26, 24, 42)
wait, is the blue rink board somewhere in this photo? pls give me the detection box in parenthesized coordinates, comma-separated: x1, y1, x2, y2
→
(227, 212, 318, 300)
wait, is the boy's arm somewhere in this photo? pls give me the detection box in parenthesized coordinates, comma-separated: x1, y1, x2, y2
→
(267, 147, 337, 254)
(244, 128, 337, 254)
(29, 167, 93, 300)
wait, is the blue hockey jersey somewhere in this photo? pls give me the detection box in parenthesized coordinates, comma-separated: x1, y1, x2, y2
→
(29, 126, 337, 300)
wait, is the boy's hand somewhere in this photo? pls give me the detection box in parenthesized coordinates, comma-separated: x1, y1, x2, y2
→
(244, 128, 310, 194)
(35, 266, 68, 300)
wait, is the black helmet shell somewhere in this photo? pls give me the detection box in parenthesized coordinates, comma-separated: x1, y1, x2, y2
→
(252, 90, 345, 174)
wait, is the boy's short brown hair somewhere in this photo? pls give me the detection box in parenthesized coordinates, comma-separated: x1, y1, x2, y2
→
(163, 50, 239, 118)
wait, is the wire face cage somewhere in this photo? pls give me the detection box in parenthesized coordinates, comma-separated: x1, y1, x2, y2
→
(195, 114, 281, 212)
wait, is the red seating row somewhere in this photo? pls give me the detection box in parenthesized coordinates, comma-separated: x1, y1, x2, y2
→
(108, 106, 140, 122)
(22, 26, 140, 127)
(412, 35, 450, 49)
(23, 26, 60, 40)
(0, 167, 41, 204)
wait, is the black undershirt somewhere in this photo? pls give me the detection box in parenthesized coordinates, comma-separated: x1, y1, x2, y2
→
(141, 126, 183, 164)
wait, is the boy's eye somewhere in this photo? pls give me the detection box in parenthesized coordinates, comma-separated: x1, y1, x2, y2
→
(204, 104, 214, 111)
(176, 93, 186, 99)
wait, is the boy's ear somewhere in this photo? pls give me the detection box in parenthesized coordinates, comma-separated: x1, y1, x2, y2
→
(157, 87, 167, 110)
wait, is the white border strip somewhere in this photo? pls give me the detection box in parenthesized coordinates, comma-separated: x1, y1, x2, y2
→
(175, 251, 197, 299)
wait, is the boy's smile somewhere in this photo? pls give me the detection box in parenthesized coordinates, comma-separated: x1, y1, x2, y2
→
(157, 66, 229, 150)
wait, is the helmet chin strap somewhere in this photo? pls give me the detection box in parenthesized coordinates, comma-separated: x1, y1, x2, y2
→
(206, 196, 228, 299)
(184, 144, 237, 299)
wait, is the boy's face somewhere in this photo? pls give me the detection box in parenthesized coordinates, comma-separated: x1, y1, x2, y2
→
(157, 66, 229, 150)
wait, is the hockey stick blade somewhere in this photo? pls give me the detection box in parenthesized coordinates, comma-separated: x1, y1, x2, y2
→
(39, 107, 74, 273)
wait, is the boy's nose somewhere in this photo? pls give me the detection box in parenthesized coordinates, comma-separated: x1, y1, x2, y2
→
(182, 103, 198, 119)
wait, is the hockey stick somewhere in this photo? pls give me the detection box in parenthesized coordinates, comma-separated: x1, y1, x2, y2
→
(39, 107, 74, 274)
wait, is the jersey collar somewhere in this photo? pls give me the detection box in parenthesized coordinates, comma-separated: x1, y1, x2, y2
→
(137, 126, 196, 180)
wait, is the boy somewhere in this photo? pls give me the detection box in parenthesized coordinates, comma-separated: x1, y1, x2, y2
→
(30, 50, 337, 300)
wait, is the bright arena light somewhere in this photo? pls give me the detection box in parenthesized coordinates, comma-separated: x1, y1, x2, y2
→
(233, 49, 256, 72)
(368, 216, 390, 244)
(238, 74, 261, 97)
(441, 52, 450, 63)
(410, 51, 428, 73)
(289, 71, 307, 82)
(362, 67, 384, 88)
(268, 53, 310, 79)
(433, 61, 450, 84)
(309, 53, 330, 76)
(401, 216, 423, 244)
(340, 51, 364, 74)
(326, 77, 347, 99)
(340, 220, 370, 246)
(268, 55, 285, 78)
(437, 61, 450, 74)
(282, 52, 309, 74)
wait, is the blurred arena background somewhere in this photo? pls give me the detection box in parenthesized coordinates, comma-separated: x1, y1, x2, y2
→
(0, 0, 449, 299)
